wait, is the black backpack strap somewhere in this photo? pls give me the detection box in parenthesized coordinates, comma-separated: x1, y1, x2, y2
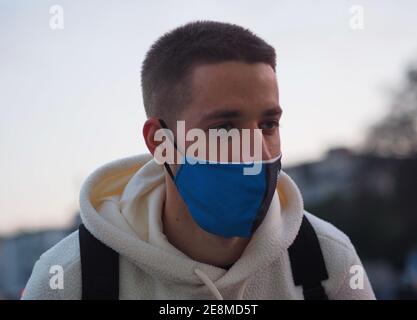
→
(78, 224, 119, 300)
(288, 215, 329, 300)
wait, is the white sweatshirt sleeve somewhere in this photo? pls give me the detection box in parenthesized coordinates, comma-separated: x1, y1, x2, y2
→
(21, 231, 82, 300)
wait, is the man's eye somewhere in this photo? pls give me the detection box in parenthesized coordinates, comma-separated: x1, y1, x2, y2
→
(259, 120, 280, 131)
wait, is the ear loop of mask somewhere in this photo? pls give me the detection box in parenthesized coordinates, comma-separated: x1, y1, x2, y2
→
(158, 119, 177, 181)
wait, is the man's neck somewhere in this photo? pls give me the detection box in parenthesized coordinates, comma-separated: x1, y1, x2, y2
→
(162, 176, 251, 268)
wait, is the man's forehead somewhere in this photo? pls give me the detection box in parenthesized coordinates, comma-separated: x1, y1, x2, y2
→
(190, 61, 277, 87)
(187, 61, 277, 106)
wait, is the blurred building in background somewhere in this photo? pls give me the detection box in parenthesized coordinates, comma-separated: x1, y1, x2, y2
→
(0, 216, 80, 299)
(286, 147, 399, 206)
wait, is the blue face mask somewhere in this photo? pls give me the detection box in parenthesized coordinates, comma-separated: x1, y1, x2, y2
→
(158, 119, 282, 238)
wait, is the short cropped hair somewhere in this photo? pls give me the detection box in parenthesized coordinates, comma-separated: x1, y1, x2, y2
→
(141, 20, 276, 124)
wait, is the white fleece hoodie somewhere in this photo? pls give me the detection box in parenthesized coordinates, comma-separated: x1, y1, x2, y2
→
(22, 153, 375, 300)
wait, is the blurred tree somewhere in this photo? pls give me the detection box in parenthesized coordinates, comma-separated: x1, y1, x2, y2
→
(365, 62, 417, 157)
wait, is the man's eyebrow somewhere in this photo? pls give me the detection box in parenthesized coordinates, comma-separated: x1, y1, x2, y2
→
(200, 105, 282, 121)
(201, 109, 243, 121)
(262, 105, 283, 117)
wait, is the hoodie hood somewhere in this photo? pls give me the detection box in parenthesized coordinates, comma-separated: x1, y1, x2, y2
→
(79, 153, 304, 299)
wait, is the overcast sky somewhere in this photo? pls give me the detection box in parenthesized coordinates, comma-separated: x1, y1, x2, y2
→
(1, 0, 416, 235)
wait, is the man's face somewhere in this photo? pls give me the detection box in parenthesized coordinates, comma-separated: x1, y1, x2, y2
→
(176, 61, 282, 162)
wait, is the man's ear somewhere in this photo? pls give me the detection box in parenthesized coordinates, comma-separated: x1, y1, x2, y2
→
(142, 117, 164, 156)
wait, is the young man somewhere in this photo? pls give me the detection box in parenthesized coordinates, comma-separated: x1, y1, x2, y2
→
(22, 21, 375, 300)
